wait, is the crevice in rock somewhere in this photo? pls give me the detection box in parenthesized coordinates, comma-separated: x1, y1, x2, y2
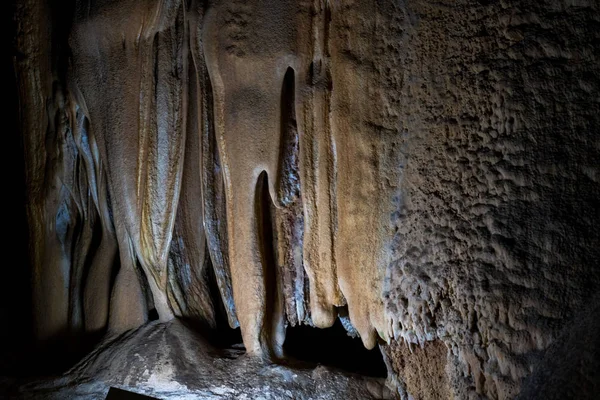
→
(283, 319, 387, 378)
(200, 58, 239, 329)
(277, 66, 300, 206)
(274, 65, 310, 328)
(148, 308, 159, 321)
(134, 257, 154, 321)
(255, 170, 284, 355)
(203, 245, 243, 348)
(178, 240, 243, 350)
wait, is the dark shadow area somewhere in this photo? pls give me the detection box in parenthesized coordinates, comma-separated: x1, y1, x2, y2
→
(517, 291, 600, 400)
(180, 254, 244, 350)
(148, 309, 159, 321)
(0, 0, 33, 377)
(2, 0, 101, 378)
(256, 171, 280, 353)
(283, 319, 387, 377)
(205, 252, 244, 348)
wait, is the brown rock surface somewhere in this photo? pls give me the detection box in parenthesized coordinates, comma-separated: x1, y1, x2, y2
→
(384, 340, 451, 400)
(12, 0, 600, 398)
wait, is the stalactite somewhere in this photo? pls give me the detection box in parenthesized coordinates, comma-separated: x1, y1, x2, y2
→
(297, 0, 345, 330)
(26, 0, 393, 356)
(273, 66, 310, 327)
(201, 0, 307, 358)
(190, 0, 239, 329)
(165, 41, 216, 328)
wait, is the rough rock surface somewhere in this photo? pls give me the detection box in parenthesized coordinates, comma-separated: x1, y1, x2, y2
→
(3, 320, 393, 400)
(13, 0, 600, 399)
(516, 292, 600, 399)
(384, 340, 451, 400)
(378, 1, 600, 397)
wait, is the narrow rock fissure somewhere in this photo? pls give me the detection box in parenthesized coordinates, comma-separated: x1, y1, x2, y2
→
(255, 170, 283, 355)
(283, 319, 387, 378)
(204, 246, 243, 348)
(277, 66, 300, 205)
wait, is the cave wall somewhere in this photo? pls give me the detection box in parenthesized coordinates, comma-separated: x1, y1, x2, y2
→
(14, 0, 600, 398)
(375, 0, 600, 398)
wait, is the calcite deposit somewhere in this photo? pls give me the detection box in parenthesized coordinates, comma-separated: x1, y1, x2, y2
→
(10, 0, 600, 398)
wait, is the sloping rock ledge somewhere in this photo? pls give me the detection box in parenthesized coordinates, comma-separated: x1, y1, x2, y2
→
(3, 320, 394, 399)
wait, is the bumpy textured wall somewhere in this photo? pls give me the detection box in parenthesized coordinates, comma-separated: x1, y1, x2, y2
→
(379, 1, 600, 397)
(15, 0, 600, 398)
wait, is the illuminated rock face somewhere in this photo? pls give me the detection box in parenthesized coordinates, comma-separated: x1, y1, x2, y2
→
(14, 0, 600, 398)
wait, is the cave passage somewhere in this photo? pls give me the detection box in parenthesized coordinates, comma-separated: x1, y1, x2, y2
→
(283, 320, 387, 377)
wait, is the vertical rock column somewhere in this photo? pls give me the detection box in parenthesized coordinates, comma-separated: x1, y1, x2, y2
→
(296, 0, 346, 329)
(70, 0, 187, 332)
(328, 0, 407, 349)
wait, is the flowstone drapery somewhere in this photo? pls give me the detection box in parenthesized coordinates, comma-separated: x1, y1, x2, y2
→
(14, 0, 600, 398)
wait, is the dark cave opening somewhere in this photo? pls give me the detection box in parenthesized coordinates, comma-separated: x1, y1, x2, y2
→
(148, 308, 159, 321)
(283, 319, 388, 378)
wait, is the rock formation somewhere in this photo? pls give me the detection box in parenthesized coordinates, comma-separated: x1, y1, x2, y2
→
(9, 0, 600, 398)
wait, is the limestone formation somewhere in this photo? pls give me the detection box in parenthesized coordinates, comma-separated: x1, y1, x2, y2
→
(10, 0, 600, 398)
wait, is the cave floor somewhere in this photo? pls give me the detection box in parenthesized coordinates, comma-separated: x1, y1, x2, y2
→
(2, 320, 394, 399)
